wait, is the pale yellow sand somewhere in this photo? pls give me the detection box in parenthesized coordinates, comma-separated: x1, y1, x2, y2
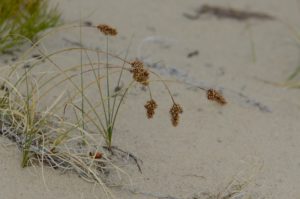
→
(1, 0, 300, 198)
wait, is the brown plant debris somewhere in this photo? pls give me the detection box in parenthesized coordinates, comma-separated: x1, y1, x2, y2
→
(130, 60, 149, 86)
(207, 89, 227, 105)
(187, 50, 199, 58)
(31, 54, 43, 60)
(183, 4, 275, 21)
(89, 151, 103, 159)
(97, 24, 117, 36)
(169, 103, 183, 127)
(144, 99, 158, 119)
(0, 84, 9, 92)
(84, 21, 93, 27)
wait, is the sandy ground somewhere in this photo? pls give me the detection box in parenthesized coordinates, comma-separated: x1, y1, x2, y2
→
(1, 0, 300, 198)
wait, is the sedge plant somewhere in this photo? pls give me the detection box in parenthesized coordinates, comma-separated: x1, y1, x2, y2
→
(0, 22, 227, 196)
(0, 22, 185, 195)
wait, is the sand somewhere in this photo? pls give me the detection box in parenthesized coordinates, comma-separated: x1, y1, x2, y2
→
(1, 0, 300, 198)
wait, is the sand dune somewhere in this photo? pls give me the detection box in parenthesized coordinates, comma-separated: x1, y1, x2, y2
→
(1, 0, 300, 198)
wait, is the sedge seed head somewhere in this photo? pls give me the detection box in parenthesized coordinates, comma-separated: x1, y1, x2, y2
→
(130, 60, 144, 69)
(130, 60, 149, 86)
(97, 24, 117, 36)
(207, 89, 227, 105)
(144, 99, 157, 119)
(169, 103, 183, 127)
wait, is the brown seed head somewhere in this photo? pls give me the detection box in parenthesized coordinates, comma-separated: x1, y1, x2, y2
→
(207, 89, 227, 105)
(97, 24, 117, 36)
(130, 60, 144, 69)
(144, 99, 158, 119)
(169, 103, 183, 127)
(130, 60, 149, 86)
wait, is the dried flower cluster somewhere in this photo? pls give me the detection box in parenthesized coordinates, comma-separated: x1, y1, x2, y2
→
(130, 60, 149, 86)
(97, 24, 117, 36)
(207, 89, 227, 105)
(144, 99, 157, 119)
(169, 103, 183, 126)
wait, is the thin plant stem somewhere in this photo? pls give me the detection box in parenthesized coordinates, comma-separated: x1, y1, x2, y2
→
(111, 35, 132, 123)
(111, 80, 135, 136)
(80, 20, 85, 131)
(246, 22, 256, 63)
(22, 67, 31, 167)
(105, 36, 113, 147)
(148, 85, 153, 99)
(148, 70, 175, 103)
(106, 36, 111, 125)
(96, 51, 109, 126)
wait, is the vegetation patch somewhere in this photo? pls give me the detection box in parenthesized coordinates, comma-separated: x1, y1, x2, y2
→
(0, 0, 61, 53)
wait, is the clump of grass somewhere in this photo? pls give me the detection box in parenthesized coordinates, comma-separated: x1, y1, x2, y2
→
(88, 24, 185, 149)
(0, 22, 185, 191)
(0, 22, 227, 197)
(0, 0, 61, 53)
(192, 161, 262, 199)
(0, 64, 120, 198)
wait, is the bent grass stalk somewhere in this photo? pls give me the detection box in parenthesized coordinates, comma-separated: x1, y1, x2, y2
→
(22, 67, 32, 167)
(279, 20, 300, 83)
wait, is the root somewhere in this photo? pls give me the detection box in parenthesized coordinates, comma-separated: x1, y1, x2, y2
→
(103, 145, 143, 173)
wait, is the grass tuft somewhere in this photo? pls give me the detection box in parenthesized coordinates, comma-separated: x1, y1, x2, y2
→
(0, 0, 61, 53)
(0, 23, 185, 194)
(0, 22, 227, 197)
